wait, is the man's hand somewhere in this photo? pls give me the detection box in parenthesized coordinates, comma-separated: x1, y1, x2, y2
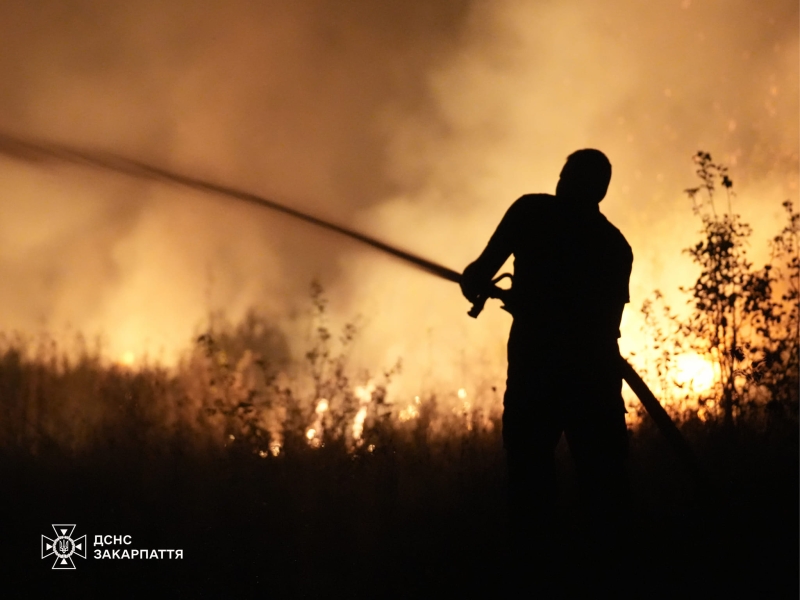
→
(459, 262, 486, 304)
(462, 264, 516, 318)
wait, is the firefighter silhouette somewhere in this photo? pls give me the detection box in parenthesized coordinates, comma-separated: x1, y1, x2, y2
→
(460, 149, 633, 591)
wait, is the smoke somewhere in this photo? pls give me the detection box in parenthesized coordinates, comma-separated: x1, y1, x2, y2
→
(0, 0, 796, 399)
(337, 0, 799, 396)
(0, 0, 472, 364)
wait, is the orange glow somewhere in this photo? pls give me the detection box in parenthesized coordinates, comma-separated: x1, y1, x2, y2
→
(352, 407, 368, 441)
(398, 402, 420, 422)
(354, 383, 375, 404)
(673, 353, 716, 393)
(351, 382, 375, 443)
(0, 0, 794, 416)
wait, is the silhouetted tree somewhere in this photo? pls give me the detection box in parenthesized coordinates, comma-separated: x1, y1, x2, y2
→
(679, 151, 798, 427)
(753, 199, 799, 415)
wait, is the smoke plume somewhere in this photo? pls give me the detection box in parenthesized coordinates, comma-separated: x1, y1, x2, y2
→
(0, 0, 796, 400)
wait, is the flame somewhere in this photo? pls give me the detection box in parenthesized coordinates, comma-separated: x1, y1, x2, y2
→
(352, 406, 368, 440)
(398, 403, 419, 422)
(673, 353, 716, 393)
(354, 382, 375, 404)
(457, 388, 467, 400)
(351, 381, 375, 442)
(303, 399, 330, 447)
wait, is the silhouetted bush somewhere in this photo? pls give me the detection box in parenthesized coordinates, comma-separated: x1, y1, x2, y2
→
(634, 151, 798, 429)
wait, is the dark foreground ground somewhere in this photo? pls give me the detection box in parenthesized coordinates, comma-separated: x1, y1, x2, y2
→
(3, 420, 797, 599)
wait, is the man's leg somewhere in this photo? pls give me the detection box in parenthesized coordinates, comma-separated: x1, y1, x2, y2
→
(565, 397, 631, 593)
(504, 421, 561, 549)
(502, 396, 563, 591)
(502, 326, 568, 591)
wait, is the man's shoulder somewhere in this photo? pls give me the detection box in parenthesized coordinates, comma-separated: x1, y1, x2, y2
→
(598, 213, 633, 258)
(507, 193, 557, 216)
(514, 193, 556, 205)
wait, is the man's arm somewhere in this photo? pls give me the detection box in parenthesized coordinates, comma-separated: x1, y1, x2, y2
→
(611, 239, 634, 338)
(460, 198, 522, 303)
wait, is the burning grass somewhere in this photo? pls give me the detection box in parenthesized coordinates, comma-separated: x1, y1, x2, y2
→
(1, 289, 796, 597)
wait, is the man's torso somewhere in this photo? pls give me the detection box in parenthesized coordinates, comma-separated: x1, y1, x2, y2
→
(502, 193, 633, 350)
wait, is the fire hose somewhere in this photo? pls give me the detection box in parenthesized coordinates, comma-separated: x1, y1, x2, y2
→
(0, 131, 706, 490)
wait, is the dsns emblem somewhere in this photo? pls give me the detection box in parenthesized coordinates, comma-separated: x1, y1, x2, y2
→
(42, 524, 86, 569)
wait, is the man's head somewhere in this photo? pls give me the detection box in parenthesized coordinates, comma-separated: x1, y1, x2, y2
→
(555, 148, 612, 204)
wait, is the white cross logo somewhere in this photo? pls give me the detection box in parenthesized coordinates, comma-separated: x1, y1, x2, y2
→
(42, 524, 86, 569)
